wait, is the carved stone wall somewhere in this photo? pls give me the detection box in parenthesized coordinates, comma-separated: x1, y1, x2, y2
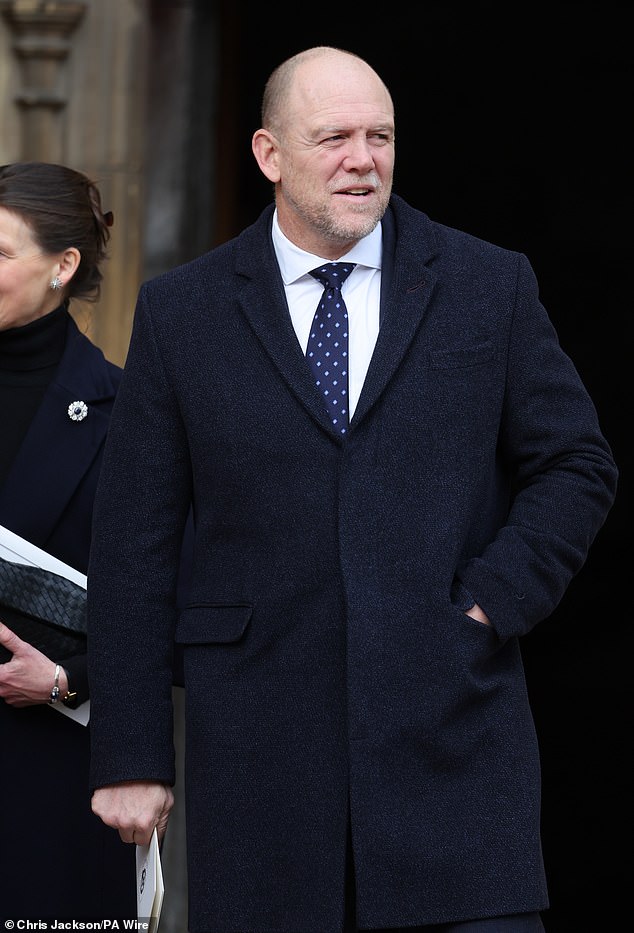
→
(0, 0, 148, 366)
(0, 5, 217, 923)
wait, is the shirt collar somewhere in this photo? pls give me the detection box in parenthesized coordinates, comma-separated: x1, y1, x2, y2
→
(272, 209, 383, 286)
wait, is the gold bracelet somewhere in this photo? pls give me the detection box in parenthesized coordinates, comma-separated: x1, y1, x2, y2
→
(48, 663, 61, 704)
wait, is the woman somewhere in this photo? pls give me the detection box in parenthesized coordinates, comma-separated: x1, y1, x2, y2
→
(0, 162, 136, 920)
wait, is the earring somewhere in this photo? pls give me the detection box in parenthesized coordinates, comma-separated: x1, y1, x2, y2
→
(50, 276, 63, 291)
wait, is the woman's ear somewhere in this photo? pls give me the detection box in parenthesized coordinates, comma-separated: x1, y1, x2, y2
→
(252, 129, 281, 183)
(56, 247, 81, 285)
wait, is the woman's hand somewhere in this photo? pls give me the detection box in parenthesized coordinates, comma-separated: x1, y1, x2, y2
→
(0, 621, 68, 706)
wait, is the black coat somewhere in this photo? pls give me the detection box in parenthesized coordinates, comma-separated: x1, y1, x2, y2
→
(88, 196, 617, 931)
(0, 313, 137, 920)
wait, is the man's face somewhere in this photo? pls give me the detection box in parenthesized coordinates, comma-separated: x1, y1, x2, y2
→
(262, 56, 395, 259)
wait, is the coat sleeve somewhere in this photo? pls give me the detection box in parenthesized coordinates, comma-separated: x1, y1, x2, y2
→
(87, 284, 192, 790)
(458, 252, 617, 639)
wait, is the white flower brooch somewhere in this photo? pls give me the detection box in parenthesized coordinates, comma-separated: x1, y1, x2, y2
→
(67, 400, 88, 422)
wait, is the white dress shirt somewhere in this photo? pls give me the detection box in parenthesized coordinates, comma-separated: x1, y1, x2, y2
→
(271, 211, 382, 418)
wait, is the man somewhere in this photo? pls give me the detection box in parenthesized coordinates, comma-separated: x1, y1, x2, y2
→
(88, 47, 617, 932)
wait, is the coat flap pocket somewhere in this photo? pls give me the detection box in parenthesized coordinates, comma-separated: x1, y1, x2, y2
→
(175, 604, 252, 644)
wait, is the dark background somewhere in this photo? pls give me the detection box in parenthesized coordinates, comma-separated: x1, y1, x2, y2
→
(209, 4, 631, 929)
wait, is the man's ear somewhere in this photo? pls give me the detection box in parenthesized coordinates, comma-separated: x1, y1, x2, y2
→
(252, 129, 281, 183)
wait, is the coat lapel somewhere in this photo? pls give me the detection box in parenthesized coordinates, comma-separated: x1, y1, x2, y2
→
(0, 317, 117, 544)
(235, 210, 339, 436)
(352, 200, 439, 426)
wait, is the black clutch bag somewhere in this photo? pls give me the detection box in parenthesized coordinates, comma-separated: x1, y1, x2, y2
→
(0, 556, 87, 664)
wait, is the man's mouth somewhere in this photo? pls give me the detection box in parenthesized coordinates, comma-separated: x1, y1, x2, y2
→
(336, 187, 373, 196)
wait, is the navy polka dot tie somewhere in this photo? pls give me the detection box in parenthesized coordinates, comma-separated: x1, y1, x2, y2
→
(306, 262, 356, 435)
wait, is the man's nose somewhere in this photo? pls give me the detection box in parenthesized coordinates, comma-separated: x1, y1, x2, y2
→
(341, 137, 375, 172)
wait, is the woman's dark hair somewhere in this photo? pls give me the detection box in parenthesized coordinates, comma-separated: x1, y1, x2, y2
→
(0, 161, 113, 302)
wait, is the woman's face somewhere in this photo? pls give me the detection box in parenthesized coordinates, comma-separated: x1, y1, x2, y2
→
(0, 206, 64, 330)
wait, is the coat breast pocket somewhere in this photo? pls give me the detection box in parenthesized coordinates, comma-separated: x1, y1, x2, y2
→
(428, 340, 496, 371)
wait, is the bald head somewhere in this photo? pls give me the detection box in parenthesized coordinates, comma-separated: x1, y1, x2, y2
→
(261, 47, 394, 138)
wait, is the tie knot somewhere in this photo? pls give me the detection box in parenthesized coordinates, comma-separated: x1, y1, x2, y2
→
(309, 262, 356, 291)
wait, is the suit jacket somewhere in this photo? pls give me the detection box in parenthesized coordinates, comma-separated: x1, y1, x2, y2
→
(88, 195, 618, 932)
(0, 313, 137, 919)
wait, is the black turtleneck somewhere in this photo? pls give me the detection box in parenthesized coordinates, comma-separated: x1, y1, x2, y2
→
(0, 305, 69, 488)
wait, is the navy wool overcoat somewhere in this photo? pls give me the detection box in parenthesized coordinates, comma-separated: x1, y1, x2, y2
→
(88, 195, 617, 932)
(0, 314, 137, 919)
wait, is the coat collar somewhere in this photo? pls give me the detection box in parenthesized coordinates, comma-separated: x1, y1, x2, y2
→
(0, 314, 119, 544)
(233, 194, 440, 438)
